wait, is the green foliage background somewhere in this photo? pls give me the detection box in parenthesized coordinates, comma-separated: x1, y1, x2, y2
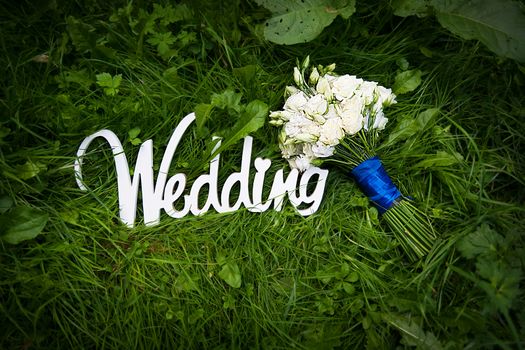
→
(0, 0, 524, 348)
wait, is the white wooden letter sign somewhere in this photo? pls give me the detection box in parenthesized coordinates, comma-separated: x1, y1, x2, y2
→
(74, 113, 328, 227)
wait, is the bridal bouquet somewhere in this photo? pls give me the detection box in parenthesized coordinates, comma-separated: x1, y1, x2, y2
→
(270, 57, 436, 261)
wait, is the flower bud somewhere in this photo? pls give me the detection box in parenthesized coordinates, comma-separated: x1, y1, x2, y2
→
(293, 67, 303, 86)
(302, 56, 310, 70)
(309, 67, 320, 85)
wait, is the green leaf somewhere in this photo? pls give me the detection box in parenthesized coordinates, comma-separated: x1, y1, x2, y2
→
(194, 103, 213, 136)
(342, 281, 356, 294)
(347, 271, 359, 283)
(128, 127, 141, 140)
(147, 32, 176, 56)
(0, 206, 48, 244)
(393, 69, 423, 94)
(432, 0, 525, 62)
(218, 262, 242, 288)
(387, 108, 438, 145)
(384, 314, 443, 349)
(255, 0, 356, 45)
(392, 0, 431, 17)
(15, 160, 47, 180)
(457, 224, 505, 259)
(214, 100, 268, 156)
(96, 73, 122, 96)
(416, 108, 439, 129)
(414, 151, 464, 169)
(210, 89, 243, 114)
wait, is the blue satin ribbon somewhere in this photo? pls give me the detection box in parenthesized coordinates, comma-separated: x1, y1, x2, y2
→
(351, 156, 402, 214)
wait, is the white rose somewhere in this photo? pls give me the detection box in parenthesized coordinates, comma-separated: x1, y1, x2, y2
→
(279, 142, 300, 159)
(295, 133, 318, 143)
(284, 91, 308, 112)
(311, 142, 335, 158)
(374, 85, 396, 106)
(284, 112, 320, 141)
(340, 111, 363, 135)
(319, 117, 344, 146)
(371, 110, 388, 130)
(315, 76, 333, 100)
(304, 94, 328, 118)
(301, 119, 321, 138)
(324, 104, 339, 120)
(338, 96, 364, 134)
(331, 74, 363, 100)
(289, 155, 312, 172)
(358, 81, 378, 105)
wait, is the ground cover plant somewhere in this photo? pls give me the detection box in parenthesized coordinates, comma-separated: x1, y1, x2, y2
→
(1, 0, 524, 348)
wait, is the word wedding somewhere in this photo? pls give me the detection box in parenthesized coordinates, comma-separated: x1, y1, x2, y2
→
(74, 113, 328, 227)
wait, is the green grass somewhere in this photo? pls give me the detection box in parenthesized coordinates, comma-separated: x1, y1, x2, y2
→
(1, 0, 524, 348)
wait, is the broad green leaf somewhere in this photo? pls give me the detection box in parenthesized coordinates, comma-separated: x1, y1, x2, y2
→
(393, 69, 422, 94)
(387, 109, 438, 144)
(215, 100, 268, 155)
(1, 206, 48, 245)
(416, 108, 439, 129)
(457, 224, 505, 259)
(255, 0, 356, 45)
(15, 160, 47, 180)
(96, 73, 122, 96)
(218, 262, 242, 288)
(433, 0, 525, 62)
(194, 103, 213, 135)
(128, 127, 141, 139)
(414, 151, 463, 169)
(392, 0, 431, 17)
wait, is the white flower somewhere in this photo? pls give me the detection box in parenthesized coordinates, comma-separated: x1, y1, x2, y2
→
(304, 94, 328, 118)
(285, 85, 300, 97)
(338, 96, 364, 134)
(374, 86, 396, 106)
(279, 142, 300, 159)
(311, 142, 335, 158)
(269, 110, 293, 126)
(284, 91, 308, 112)
(289, 155, 312, 171)
(283, 112, 320, 142)
(324, 104, 340, 121)
(371, 110, 388, 130)
(331, 74, 363, 100)
(319, 117, 344, 146)
(295, 133, 318, 143)
(358, 81, 378, 105)
(315, 76, 333, 100)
